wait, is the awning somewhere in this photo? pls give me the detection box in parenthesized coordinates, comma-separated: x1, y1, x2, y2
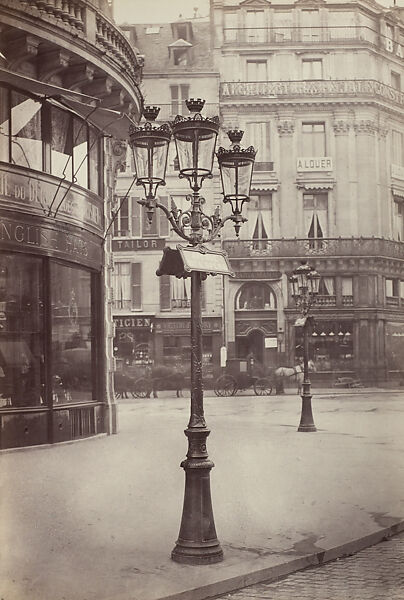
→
(0, 67, 98, 105)
(60, 98, 135, 141)
(0, 68, 136, 141)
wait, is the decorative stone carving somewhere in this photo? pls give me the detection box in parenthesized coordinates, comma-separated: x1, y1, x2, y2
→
(333, 120, 350, 134)
(277, 120, 295, 136)
(353, 120, 377, 135)
(38, 48, 70, 83)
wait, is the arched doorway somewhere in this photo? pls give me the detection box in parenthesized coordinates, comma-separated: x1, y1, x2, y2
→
(235, 328, 265, 365)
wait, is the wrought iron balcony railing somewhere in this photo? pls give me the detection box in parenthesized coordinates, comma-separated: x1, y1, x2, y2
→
(221, 79, 404, 111)
(222, 25, 381, 47)
(223, 238, 404, 259)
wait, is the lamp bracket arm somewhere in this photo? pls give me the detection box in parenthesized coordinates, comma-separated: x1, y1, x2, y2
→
(155, 200, 192, 243)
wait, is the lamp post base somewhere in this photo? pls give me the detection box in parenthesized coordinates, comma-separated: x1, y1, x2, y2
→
(171, 427, 224, 565)
(298, 393, 317, 432)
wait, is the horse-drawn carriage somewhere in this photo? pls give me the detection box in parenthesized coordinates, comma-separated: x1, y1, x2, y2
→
(213, 358, 274, 397)
(114, 364, 186, 399)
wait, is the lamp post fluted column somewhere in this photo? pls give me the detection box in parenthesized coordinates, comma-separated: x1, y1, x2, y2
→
(290, 261, 321, 433)
(129, 99, 256, 565)
(171, 269, 223, 563)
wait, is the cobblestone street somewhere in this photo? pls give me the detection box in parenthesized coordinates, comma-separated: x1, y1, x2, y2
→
(218, 532, 404, 599)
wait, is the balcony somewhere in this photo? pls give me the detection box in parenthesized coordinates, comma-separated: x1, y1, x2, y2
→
(220, 79, 404, 112)
(223, 238, 404, 259)
(0, 0, 143, 111)
(222, 25, 380, 47)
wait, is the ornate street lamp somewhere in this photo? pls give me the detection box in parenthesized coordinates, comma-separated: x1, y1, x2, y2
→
(290, 261, 320, 432)
(129, 100, 256, 565)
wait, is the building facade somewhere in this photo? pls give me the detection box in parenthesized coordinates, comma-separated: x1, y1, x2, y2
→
(0, 0, 143, 448)
(113, 0, 404, 385)
(213, 0, 404, 383)
(113, 12, 225, 381)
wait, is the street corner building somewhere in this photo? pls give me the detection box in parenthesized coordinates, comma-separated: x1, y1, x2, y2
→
(0, 0, 143, 449)
(112, 0, 404, 389)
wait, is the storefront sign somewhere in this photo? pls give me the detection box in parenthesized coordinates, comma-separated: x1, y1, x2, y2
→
(0, 215, 102, 268)
(221, 80, 404, 108)
(178, 244, 234, 276)
(0, 166, 103, 233)
(297, 157, 333, 172)
(235, 271, 281, 280)
(112, 238, 165, 251)
(235, 320, 277, 336)
(157, 317, 222, 334)
(114, 316, 153, 328)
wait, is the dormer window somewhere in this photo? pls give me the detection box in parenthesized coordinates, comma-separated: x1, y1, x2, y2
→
(168, 39, 193, 66)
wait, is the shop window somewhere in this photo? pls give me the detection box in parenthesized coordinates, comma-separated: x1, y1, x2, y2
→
(170, 84, 190, 116)
(236, 283, 276, 310)
(51, 106, 73, 180)
(0, 254, 44, 408)
(247, 60, 267, 81)
(11, 91, 42, 171)
(307, 321, 354, 372)
(303, 193, 328, 244)
(51, 263, 93, 404)
(301, 122, 326, 156)
(0, 86, 9, 161)
(393, 200, 404, 241)
(302, 59, 323, 80)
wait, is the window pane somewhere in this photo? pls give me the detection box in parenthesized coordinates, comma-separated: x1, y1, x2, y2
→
(88, 127, 100, 194)
(11, 92, 42, 170)
(51, 107, 73, 180)
(113, 262, 131, 309)
(51, 263, 93, 403)
(0, 255, 44, 408)
(131, 263, 141, 309)
(0, 86, 9, 161)
(224, 12, 237, 41)
(73, 117, 88, 188)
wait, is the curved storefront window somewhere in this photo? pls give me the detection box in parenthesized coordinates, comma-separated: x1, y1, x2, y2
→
(0, 85, 100, 195)
(236, 283, 276, 310)
(0, 254, 44, 408)
(51, 263, 93, 404)
(11, 91, 42, 171)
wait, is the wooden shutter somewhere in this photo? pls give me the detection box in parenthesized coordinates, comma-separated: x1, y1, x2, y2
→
(131, 197, 141, 236)
(160, 274, 171, 310)
(131, 262, 141, 309)
(159, 196, 170, 237)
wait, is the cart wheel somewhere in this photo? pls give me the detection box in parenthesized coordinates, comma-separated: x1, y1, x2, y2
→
(254, 378, 272, 396)
(214, 375, 237, 397)
(133, 377, 152, 398)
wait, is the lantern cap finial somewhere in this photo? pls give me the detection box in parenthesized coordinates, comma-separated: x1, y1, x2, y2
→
(186, 98, 205, 113)
(227, 129, 244, 144)
(143, 105, 160, 121)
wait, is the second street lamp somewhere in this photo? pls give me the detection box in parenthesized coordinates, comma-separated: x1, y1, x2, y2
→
(290, 261, 321, 432)
(129, 99, 256, 564)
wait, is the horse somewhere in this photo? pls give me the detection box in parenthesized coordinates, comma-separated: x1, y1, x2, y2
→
(274, 360, 316, 394)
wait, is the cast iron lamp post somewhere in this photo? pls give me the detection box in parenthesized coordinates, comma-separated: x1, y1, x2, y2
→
(129, 99, 256, 564)
(290, 261, 320, 432)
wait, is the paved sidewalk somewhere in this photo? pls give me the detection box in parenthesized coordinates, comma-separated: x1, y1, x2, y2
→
(1, 390, 404, 600)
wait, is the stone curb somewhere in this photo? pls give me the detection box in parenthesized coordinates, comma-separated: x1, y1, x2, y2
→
(141, 521, 404, 600)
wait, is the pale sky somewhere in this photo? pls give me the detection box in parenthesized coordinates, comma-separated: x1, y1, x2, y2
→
(113, 0, 210, 25)
(113, 0, 403, 25)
